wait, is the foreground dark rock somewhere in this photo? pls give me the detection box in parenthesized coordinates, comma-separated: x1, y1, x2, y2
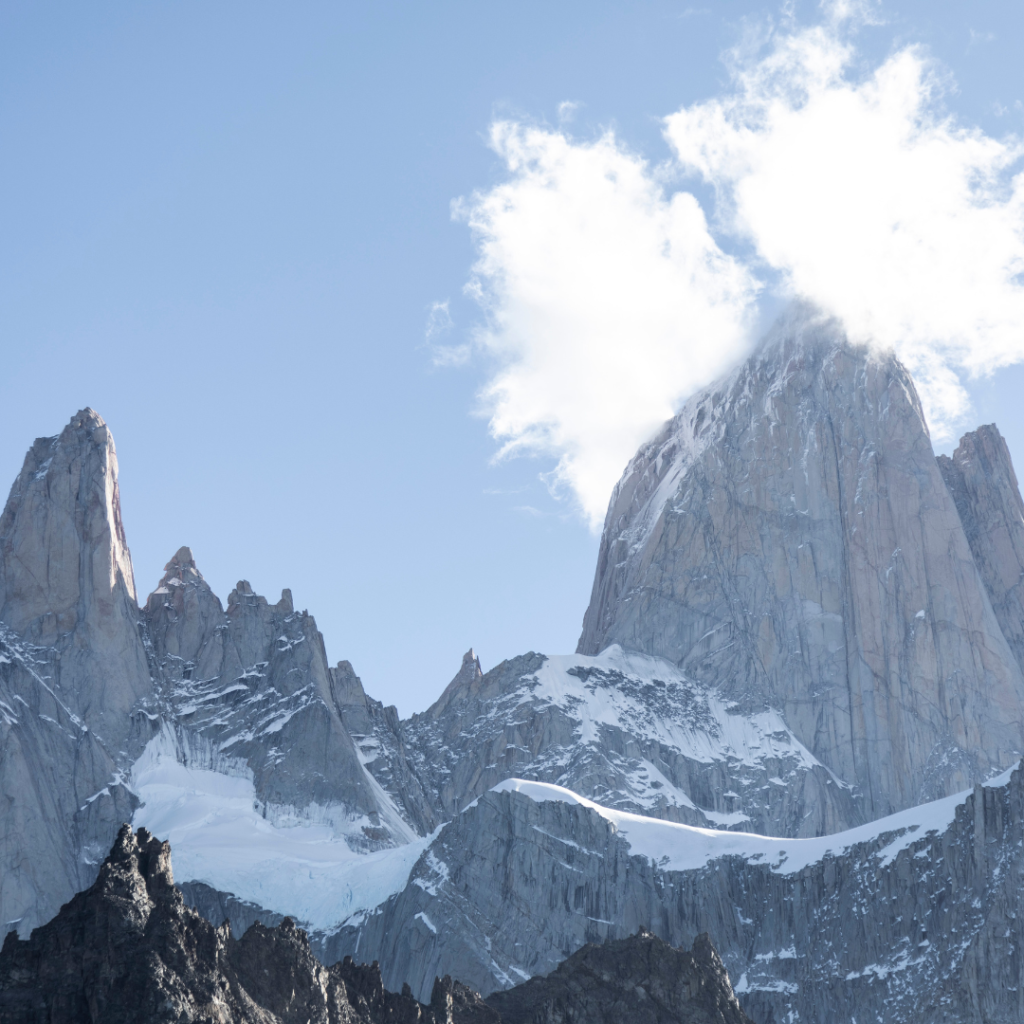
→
(0, 826, 480, 1024)
(487, 929, 753, 1024)
(0, 826, 750, 1024)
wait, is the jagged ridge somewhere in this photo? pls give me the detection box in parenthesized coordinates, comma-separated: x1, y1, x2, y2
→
(0, 826, 749, 1024)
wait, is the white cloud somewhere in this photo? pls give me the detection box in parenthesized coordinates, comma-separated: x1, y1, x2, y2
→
(456, 121, 759, 529)
(455, 8, 1024, 527)
(665, 18, 1024, 436)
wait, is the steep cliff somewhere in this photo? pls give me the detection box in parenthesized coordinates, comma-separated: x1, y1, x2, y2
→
(0, 409, 150, 936)
(938, 424, 1024, 678)
(329, 761, 1024, 1023)
(578, 305, 1024, 823)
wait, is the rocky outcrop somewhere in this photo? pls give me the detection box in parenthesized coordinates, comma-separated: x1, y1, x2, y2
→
(0, 825, 498, 1024)
(0, 410, 150, 937)
(487, 930, 753, 1024)
(938, 424, 1024, 678)
(139, 546, 418, 847)
(578, 306, 1024, 824)
(327, 760, 1024, 1023)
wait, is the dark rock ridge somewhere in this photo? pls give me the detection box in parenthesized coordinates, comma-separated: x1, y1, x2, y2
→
(577, 306, 1024, 825)
(0, 826, 748, 1024)
(0, 824, 484, 1024)
(487, 929, 753, 1024)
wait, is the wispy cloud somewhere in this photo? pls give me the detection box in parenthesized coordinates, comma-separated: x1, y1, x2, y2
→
(557, 100, 581, 123)
(968, 28, 996, 51)
(425, 300, 471, 367)
(452, 4, 1024, 526)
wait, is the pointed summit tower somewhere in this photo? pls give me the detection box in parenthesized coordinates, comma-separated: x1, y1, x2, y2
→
(0, 410, 151, 935)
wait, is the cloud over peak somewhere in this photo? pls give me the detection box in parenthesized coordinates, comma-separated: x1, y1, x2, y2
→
(454, 10, 1024, 528)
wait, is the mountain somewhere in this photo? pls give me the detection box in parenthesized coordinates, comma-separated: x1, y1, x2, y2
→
(578, 305, 1024, 825)
(329, 762, 1024, 1023)
(0, 411, 428, 938)
(938, 424, 1024, 677)
(7, 302, 1024, 1024)
(402, 645, 858, 837)
(0, 825, 751, 1024)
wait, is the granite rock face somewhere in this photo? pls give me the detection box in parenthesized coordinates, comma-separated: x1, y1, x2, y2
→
(0, 409, 149, 937)
(0, 825, 500, 1024)
(331, 659, 439, 836)
(487, 929, 753, 1024)
(938, 424, 1024, 679)
(0, 411, 433, 944)
(578, 306, 1024, 823)
(328, 762, 1024, 1023)
(138, 546, 422, 847)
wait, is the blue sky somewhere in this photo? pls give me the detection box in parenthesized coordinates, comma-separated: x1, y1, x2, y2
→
(3, 1, 1024, 715)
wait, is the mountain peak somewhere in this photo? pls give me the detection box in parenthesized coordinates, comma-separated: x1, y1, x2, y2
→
(167, 545, 198, 572)
(0, 407, 137, 629)
(578, 309, 1024, 823)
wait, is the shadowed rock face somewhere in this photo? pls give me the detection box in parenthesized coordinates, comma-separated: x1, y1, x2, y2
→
(577, 306, 1024, 824)
(487, 930, 753, 1024)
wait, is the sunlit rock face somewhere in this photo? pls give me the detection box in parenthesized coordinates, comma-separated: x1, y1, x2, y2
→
(578, 306, 1024, 824)
(0, 410, 148, 938)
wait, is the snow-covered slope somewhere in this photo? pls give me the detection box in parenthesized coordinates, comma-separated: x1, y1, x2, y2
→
(405, 644, 857, 837)
(130, 725, 432, 931)
(489, 762, 1015, 875)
